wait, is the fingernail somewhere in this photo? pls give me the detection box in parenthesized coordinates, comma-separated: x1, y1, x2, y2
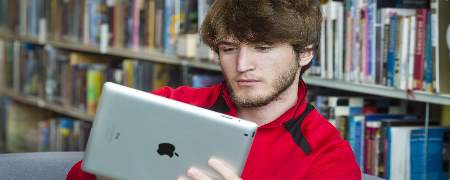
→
(208, 157, 219, 165)
(187, 167, 198, 176)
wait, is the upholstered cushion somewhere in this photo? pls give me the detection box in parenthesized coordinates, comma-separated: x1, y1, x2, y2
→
(0, 152, 83, 180)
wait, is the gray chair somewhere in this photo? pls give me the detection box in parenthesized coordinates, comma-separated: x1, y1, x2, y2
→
(0, 152, 83, 180)
(0, 151, 384, 180)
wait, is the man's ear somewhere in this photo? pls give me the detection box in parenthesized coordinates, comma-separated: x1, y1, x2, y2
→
(298, 45, 314, 67)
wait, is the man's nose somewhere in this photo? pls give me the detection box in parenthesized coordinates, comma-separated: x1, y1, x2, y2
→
(236, 47, 255, 72)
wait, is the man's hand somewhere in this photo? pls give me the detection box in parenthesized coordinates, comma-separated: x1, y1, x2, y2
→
(177, 157, 242, 180)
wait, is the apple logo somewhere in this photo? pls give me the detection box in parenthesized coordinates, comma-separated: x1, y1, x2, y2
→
(157, 143, 179, 158)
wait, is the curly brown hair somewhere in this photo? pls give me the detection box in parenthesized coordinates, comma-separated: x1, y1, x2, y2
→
(200, 0, 322, 55)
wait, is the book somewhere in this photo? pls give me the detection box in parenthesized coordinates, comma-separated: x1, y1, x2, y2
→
(413, 9, 427, 90)
(432, 0, 450, 94)
(6, 102, 51, 152)
(387, 126, 419, 180)
(377, 0, 429, 9)
(0, 97, 9, 152)
(410, 127, 450, 180)
(86, 65, 106, 116)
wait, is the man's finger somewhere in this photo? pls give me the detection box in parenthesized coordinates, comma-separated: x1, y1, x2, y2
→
(208, 158, 241, 180)
(177, 176, 192, 180)
(186, 167, 214, 180)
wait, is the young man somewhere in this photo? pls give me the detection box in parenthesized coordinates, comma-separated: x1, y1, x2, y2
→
(67, 0, 361, 179)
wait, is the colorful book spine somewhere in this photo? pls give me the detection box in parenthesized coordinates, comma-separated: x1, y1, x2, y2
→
(410, 128, 450, 180)
(423, 11, 433, 92)
(86, 65, 105, 116)
(413, 9, 427, 90)
(386, 14, 398, 87)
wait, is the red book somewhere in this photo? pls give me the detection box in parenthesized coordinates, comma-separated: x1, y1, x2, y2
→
(413, 9, 427, 90)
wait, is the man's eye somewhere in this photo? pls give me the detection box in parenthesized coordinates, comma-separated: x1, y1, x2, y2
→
(221, 47, 236, 52)
(255, 46, 272, 51)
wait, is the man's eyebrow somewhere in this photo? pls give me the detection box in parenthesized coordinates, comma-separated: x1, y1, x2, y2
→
(217, 41, 239, 46)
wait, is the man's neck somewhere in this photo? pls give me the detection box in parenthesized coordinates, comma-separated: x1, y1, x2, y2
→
(236, 78, 300, 126)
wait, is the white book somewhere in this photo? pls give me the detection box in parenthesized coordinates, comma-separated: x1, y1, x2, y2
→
(19, 0, 28, 36)
(369, 1, 377, 84)
(176, 34, 199, 58)
(399, 17, 411, 90)
(83, 0, 90, 44)
(351, 0, 361, 83)
(361, 10, 367, 83)
(407, 17, 417, 90)
(197, 0, 211, 31)
(389, 127, 419, 180)
(323, 1, 336, 79)
(320, 14, 326, 79)
(13, 41, 20, 92)
(344, 13, 353, 82)
(38, 18, 47, 43)
(336, 2, 344, 80)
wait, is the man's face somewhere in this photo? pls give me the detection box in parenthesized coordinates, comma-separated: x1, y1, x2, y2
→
(218, 39, 301, 108)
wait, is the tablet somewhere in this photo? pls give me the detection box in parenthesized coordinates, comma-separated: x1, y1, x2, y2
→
(83, 82, 257, 179)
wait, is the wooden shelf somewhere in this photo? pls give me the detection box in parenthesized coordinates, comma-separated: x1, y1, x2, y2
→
(0, 89, 94, 122)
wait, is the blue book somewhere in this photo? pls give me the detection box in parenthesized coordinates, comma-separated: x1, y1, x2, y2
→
(410, 128, 450, 180)
(163, 0, 175, 54)
(386, 14, 398, 87)
(365, 114, 417, 122)
(88, 0, 99, 45)
(380, 119, 429, 178)
(191, 75, 223, 88)
(30, 0, 38, 36)
(347, 115, 364, 169)
(367, 0, 376, 81)
(424, 11, 433, 91)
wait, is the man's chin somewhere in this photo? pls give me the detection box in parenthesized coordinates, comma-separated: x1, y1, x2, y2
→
(231, 93, 274, 108)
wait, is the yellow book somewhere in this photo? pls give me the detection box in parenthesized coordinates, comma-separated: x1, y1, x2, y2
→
(69, 52, 105, 65)
(122, 59, 135, 88)
(153, 63, 170, 90)
(148, 0, 156, 49)
(86, 65, 105, 116)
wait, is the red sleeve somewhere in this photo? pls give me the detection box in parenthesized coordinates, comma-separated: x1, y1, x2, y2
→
(66, 160, 96, 180)
(303, 143, 361, 180)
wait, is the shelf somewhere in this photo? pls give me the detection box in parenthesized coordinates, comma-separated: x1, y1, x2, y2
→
(3, 32, 450, 106)
(303, 76, 450, 106)
(0, 32, 221, 72)
(0, 89, 94, 122)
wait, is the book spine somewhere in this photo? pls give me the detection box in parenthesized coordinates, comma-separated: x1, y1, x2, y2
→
(386, 14, 398, 87)
(423, 11, 433, 92)
(413, 9, 427, 90)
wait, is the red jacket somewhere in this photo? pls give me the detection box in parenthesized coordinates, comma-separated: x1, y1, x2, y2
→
(67, 80, 361, 180)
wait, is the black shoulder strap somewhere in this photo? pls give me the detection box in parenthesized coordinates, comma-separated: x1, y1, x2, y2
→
(283, 104, 315, 155)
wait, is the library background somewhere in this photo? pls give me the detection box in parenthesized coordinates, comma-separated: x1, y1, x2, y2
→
(0, 0, 448, 179)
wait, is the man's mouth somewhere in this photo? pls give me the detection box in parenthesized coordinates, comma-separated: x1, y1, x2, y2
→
(236, 79, 260, 86)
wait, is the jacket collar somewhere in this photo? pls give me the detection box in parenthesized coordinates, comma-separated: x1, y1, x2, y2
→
(209, 79, 309, 129)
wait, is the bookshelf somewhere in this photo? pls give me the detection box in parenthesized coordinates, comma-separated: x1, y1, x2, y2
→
(0, 88, 93, 121)
(303, 76, 450, 106)
(0, 31, 221, 72)
(0, 0, 449, 179)
(2, 31, 450, 107)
